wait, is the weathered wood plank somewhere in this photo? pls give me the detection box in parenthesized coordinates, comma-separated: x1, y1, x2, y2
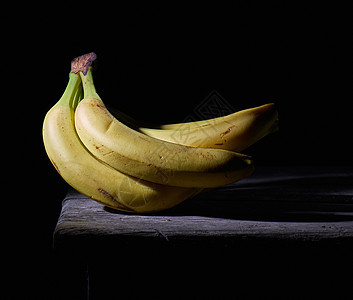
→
(54, 166, 353, 249)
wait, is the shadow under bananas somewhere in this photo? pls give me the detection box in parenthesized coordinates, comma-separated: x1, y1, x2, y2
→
(104, 166, 353, 222)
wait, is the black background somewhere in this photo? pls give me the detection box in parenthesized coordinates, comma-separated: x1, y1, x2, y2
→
(4, 2, 352, 299)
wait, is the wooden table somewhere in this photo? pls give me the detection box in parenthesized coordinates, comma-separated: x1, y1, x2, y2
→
(53, 166, 353, 299)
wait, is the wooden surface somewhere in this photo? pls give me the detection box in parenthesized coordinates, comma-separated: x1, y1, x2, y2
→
(54, 166, 353, 250)
(53, 166, 353, 299)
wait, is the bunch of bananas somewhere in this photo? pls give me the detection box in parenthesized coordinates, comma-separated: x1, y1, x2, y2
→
(43, 53, 278, 213)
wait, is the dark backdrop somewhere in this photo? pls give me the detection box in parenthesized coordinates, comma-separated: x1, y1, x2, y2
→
(35, 4, 352, 165)
(5, 3, 352, 299)
(33, 4, 351, 212)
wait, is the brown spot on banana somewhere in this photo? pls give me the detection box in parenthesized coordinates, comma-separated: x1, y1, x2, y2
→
(94, 144, 103, 150)
(220, 125, 235, 138)
(102, 151, 114, 156)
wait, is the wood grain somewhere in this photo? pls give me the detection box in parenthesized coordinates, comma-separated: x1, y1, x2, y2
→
(54, 166, 353, 250)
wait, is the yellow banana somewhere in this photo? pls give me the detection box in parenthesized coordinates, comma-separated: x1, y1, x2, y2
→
(43, 52, 278, 213)
(75, 67, 254, 188)
(111, 103, 278, 152)
(43, 60, 200, 213)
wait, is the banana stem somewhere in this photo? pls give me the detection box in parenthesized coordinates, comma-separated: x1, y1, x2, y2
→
(71, 52, 99, 99)
(58, 73, 82, 108)
(71, 52, 97, 75)
(79, 68, 99, 99)
(72, 81, 83, 110)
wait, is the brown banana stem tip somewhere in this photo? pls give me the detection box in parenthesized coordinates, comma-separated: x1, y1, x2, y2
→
(71, 52, 97, 75)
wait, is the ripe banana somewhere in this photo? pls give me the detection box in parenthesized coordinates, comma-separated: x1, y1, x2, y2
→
(110, 103, 278, 152)
(43, 52, 278, 213)
(43, 62, 201, 213)
(75, 68, 254, 188)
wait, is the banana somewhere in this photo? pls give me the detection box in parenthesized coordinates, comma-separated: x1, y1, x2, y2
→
(43, 52, 278, 213)
(111, 103, 278, 152)
(75, 67, 254, 188)
(43, 59, 201, 213)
